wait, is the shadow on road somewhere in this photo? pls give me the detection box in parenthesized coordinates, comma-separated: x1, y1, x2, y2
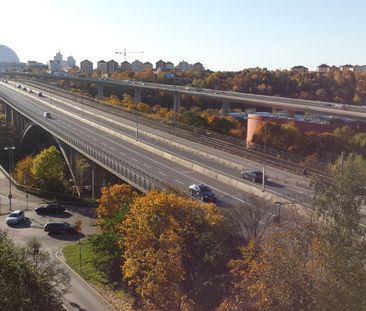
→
(7, 218, 32, 229)
(69, 302, 88, 311)
(48, 232, 86, 241)
(266, 181, 285, 188)
(38, 211, 73, 219)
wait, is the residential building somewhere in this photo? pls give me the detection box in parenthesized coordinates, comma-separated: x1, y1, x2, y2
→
(178, 60, 189, 72)
(107, 59, 119, 74)
(120, 61, 132, 71)
(339, 64, 353, 73)
(193, 62, 204, 73)
(156, 59, 166, 69)
(290, 65, 308, 73)
(188, 64, 194, 71)
(48, 60, 61, 72)
(165, 61, 174, 69)
(132, 59, 143, 72)
(54, 52, 63, 62)
(80, 59, 93, 74)
(329, 65, 339, 72)
(27, 61, 46, 68)
(67, 56, 76, 68)
(317, 64, 330, 73)
(354, 65, 366, 73)
(143, 62, 153, 71)
(97, 60, 107, 73)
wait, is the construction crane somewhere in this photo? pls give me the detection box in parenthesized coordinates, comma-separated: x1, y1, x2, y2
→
(115, 48, 144, 61)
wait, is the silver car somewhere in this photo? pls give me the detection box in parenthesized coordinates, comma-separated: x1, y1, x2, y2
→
(6, 210, 25, 225)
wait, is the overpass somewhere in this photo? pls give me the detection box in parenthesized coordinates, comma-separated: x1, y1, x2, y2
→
(6, 72, 366, 122)
(0, 80, 320, 209)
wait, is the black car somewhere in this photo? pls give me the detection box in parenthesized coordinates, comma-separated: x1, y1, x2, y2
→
(44, 222, 76, 234)
(35, 203, 65, 215)
(189, 184, 216, 202)
(241, 170, 267, 183)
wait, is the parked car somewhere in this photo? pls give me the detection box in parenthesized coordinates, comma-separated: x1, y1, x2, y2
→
(35, 203, 65, 215)
(6, 210, 25, 225)
(241, 170, 267, 183)
(189, 184, 216, 202)
(44, 222, 76, 234)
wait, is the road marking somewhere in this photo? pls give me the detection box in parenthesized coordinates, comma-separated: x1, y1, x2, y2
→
(120, 152, 126, 156)
(158, 171, 166, 176)
(110, 146, 116, 150)
(131, 157, 138, 162)
(174, 179, 184, 185)
(144, 164, 151, 168)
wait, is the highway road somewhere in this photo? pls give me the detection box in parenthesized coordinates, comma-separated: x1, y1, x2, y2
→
(0, 170, 115, 311)
(0, 81, 313, 208)
(9, 72, 366, 121)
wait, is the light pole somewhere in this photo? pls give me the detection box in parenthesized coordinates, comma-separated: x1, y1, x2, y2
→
(4, 146, 15, 211)
(262, 121, 268, 192)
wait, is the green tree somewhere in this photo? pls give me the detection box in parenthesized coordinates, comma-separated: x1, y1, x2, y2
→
(31, 145, 66, 191)
(90, 184, 136, 283)
(0, 232, 70, 311)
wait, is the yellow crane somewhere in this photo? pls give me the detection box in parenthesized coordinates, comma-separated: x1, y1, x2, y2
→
(115, 48, 144, 61)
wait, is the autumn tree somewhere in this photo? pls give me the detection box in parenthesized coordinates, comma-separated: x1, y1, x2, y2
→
(90, 184, 136, 282)
(31, 145, 66, 191)
(121, 190, 233, 311)
(14, 155, 35, 187)
(220, 153, 366, 311)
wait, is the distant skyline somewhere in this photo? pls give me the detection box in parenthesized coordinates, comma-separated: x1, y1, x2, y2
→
(1, 0, 365, 71)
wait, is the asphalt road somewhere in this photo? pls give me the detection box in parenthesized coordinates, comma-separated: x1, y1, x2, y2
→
(0, 170, 115, 311)
(0, 81, 313, 209)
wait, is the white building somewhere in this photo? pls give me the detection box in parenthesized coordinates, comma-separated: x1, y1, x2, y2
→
(317, 64, 330, 73)
(67, 56, 76, 68)
(354, 65, 366, 73)
(178, 60, 189, 72)
(107, 59, 119, 74)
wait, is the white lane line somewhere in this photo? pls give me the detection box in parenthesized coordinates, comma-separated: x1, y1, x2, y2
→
(101, 142, 107, 146)
(110, 146, 116, 150)
(144, 164, 151, 168)
(174, 179, 184, 185)
(120, 152, 126, 156)
(131, 157, 138, 162)
(158, 171, 167, 176)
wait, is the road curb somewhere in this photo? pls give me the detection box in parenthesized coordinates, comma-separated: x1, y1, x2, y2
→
(55, 246, 117, 311)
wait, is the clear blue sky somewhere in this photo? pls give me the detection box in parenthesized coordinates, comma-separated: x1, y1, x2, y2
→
(2, 0, 365, 71)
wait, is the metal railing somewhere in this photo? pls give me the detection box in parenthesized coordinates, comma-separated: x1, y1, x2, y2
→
(0, 92, 166, 193)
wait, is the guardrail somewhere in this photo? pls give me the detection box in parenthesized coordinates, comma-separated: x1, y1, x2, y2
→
(22, 80, 332, 177)
(0, 92, 167, 193)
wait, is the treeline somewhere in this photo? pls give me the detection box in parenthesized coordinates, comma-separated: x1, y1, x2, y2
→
(107, 68, 366, 105)
(87, 155, 366, 311)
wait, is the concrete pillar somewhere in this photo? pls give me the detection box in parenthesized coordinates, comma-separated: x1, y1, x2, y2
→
(221, 102, 230, 116)
(246, 114, 263, 145)
(97, 85, 104, 98)
(5, 105, 13, 125)
(173, 93, 181, 124)
(134, 87, 141, 103)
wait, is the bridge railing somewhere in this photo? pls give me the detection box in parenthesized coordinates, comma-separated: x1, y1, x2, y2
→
(1, 93, 167, 193)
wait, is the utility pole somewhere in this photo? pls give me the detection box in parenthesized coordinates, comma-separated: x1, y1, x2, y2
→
(4, 146, 15, 211)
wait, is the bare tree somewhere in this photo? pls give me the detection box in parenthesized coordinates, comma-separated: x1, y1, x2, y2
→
(229, 194, 276, 245)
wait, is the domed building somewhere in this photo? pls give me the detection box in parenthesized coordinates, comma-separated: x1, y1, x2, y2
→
(0, 44, 24, 72)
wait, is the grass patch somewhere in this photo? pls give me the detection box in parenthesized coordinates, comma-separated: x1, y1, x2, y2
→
(63, 238, 107, 284)
(63, 237, 135, 310)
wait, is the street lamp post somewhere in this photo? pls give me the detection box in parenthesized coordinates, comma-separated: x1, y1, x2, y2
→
(4, 146, 15, 211)
(262, 121, 268, 192)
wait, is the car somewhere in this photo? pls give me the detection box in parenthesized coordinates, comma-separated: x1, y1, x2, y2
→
(189, 184, 216, 202)
(241, 170, 267, 183)
(35, 203, 65, 215)
(37, 92, 43, 97)
(22, 87, 27, 91)
(43, 112, 51, 118)
(6, 210, 25, 225)
(44, 222, 76, 234)
(28, 89, 33, 93)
